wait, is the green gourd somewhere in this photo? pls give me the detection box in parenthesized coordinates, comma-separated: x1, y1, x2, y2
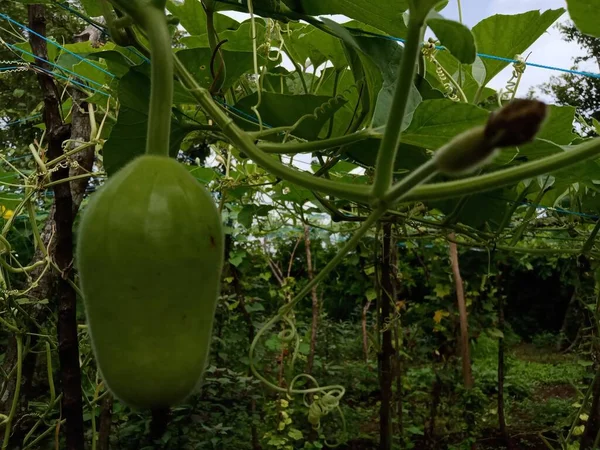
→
(76, 154, 224, 410)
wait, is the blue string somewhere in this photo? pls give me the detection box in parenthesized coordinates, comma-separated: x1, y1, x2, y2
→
(0, 12, 115, 78)
(51, 1, 107, 34)
(2, 115, 41, 126)
(4, 42, 109, 90)
(353, 30, 600, 80)
(34, 64, 110, 97)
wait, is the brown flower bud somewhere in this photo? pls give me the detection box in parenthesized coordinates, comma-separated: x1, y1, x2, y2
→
(485, 99, 548, 148)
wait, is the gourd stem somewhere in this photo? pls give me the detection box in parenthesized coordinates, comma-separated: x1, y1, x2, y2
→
(372, 17, 425, 199)
(140, 8, 173, 157)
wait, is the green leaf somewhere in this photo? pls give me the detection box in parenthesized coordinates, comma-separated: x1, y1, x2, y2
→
(176, 48, 256, 93)
(237, 205, 273, 229)
(409, 0, 449, 23)
(567, 0, 600, 37)
(285, 23, 347, 69)
(79, 0, 104, 16)
(167, 0, 238, 35)
(536, 105, 578, 145)
(289, 0, 410, 38)
(365, 288, 377, 301)
(348, 34, 422, 129)
(401, 99, 489, 149)
(233, 92, 347, 140)
(102, 71, 189, 175)
(428, 16, 477, 64)
(181, 21, 267, 52)
(472, 9, 565, 85)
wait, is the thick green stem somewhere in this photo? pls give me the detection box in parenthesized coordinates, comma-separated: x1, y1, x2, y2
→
(381, 160, 438, 206)
(372, 18, 424, 198)
(401, 138, 600, 203)
(258, 128, 379, 154)
(139, 7, 173, 157)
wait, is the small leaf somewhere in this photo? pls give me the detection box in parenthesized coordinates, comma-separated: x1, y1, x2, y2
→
(365, 288, 377, 301)
(428, 15, 477, 64)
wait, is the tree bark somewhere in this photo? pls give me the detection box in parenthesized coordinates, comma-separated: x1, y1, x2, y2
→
(362, 300, 372, 363)
(304, 225, 319, 374)
(497, 272, 509, 445)
(29, 6, 84, 449)
(581, 371, 600, 449)
(378, 223, 394, 450)
(97, 394, 114, 450)
(448, 234, 473, 389)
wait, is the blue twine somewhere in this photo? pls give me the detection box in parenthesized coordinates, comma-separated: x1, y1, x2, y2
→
(352, 29, 600, 80)
(51, 1, 107, 34)
(3, 115, 41, 127)
(0, 12, 115, 78)
(34, 64, 110, 97)
(4, 42, 109, 90)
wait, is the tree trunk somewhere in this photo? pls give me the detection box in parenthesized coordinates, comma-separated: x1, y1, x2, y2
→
(304, 225, 319, 374)
(581, 371, 600, 449)
(29, 6, 84, 449)
(448, 235, 473, 389)
(97, 394, 113, 450)
(378, 223, 394, 450)
(497, 278, 509, 445)
(362, 300, 372, 363)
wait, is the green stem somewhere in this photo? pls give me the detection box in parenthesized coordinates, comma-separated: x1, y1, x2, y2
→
(2, 335, 22, 450)
(138, 7, 173, 157)
(381, 160, 438, 207)
(582, 219, 600, 254)
(508, 177, 550, 247)
(401, 137, 600, 203)
(173, 55, 373, 203)
(258, 128, 378, 154)
(372, 18, 424, 198)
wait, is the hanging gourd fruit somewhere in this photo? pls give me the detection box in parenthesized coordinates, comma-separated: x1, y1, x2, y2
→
(76, 0, 224, 410)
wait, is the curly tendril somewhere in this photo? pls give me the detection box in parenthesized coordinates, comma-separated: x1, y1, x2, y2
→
(500, 53, 528, 103)
(250, 312, 347, 445)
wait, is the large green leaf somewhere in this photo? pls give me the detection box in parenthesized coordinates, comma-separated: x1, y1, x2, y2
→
(344, 139, 430, 171)
(401, 99, 489, 149)
(167, 0, 238, 35)
(233, 92, 347, 140)
(180, 21, 267, 52)
(567, 0, 600, 37)
(428, 16, 476, 64)
(176, 48, 255, 92)
(285, 23, 347, 69)
(472, 9, 565, 85)
(103, 71, 189, 175)
(349, 35, 421, 129)
(286, 0, 410, 38)
(78, 0, 104, 17)
(431, 189, 511, 229)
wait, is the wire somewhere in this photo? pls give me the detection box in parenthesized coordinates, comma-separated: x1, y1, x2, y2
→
(2, 41, 109, 90)
(0, 12, 115, 78)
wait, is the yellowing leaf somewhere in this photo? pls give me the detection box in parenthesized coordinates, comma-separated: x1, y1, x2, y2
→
(433, 310, 450, 324)
(0, 206, 13, 220)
